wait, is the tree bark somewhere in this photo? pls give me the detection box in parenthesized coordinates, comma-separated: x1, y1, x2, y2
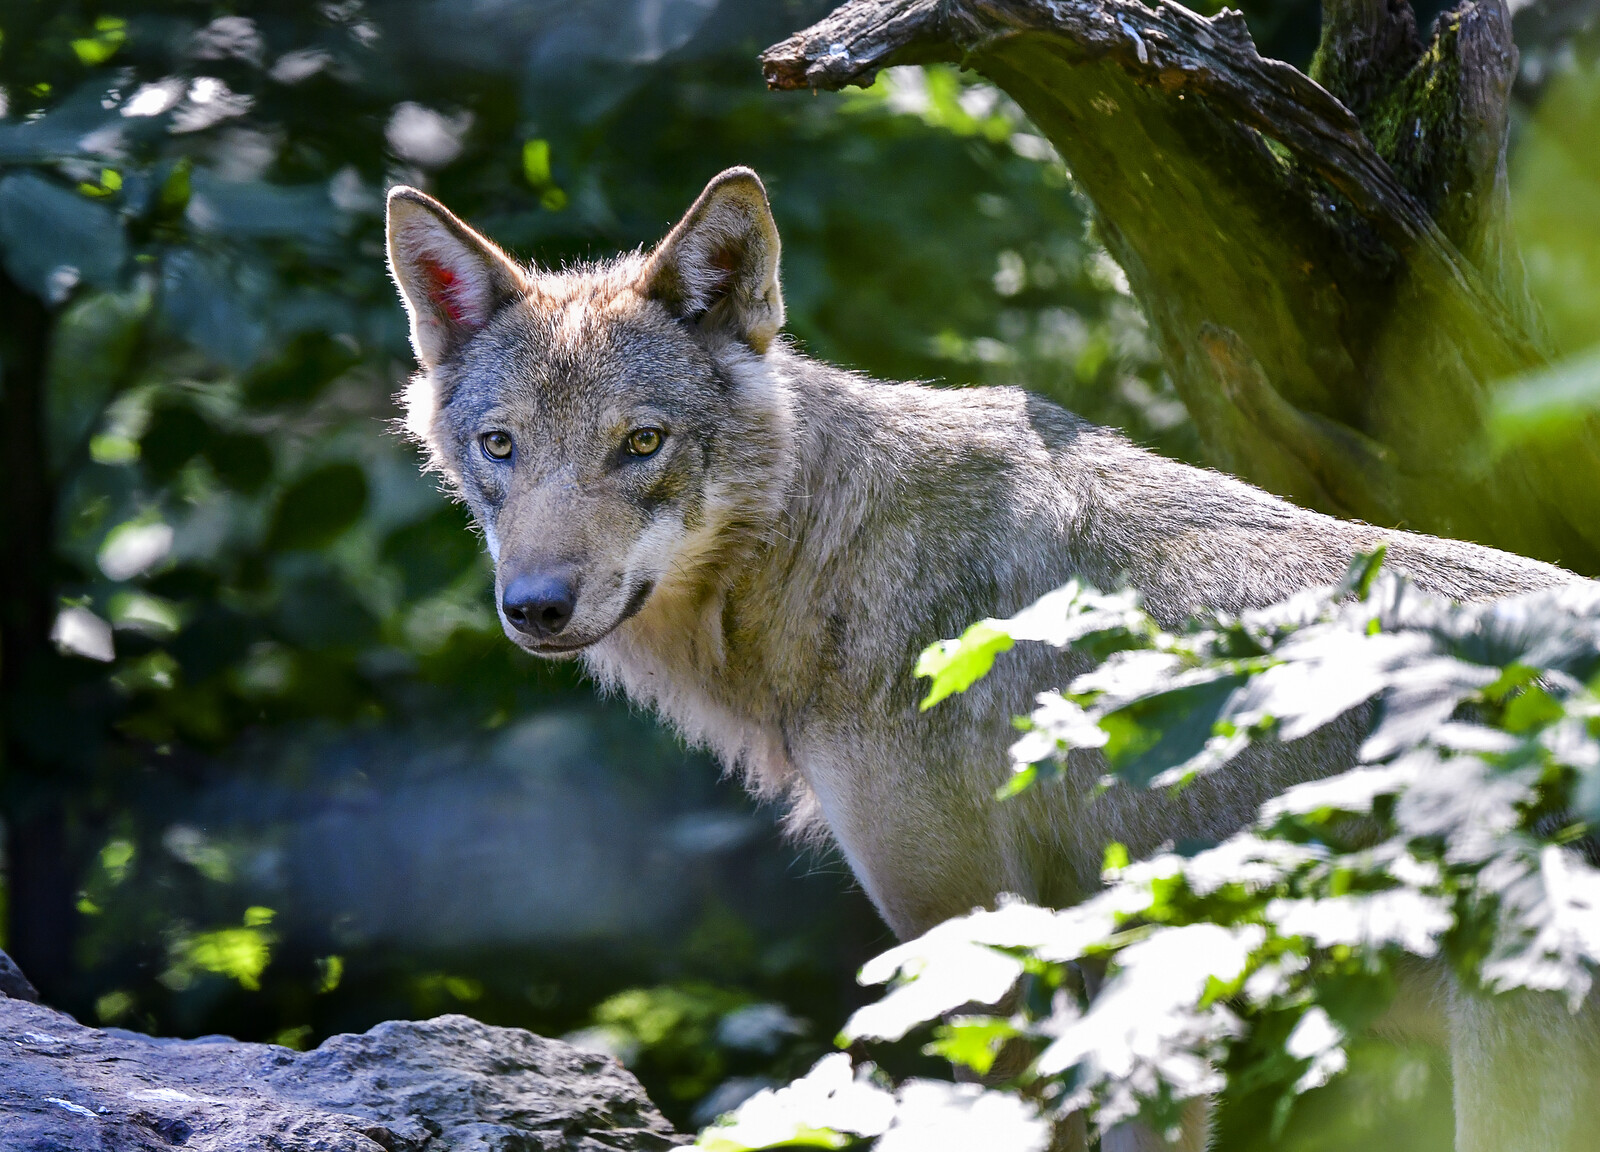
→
(0, 266, 77, 1003)
(762, 0, 1600, 574)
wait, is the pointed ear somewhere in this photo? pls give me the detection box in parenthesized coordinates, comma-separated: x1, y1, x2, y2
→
(386, 186, 527, 369)
(640, 167, 784, 352)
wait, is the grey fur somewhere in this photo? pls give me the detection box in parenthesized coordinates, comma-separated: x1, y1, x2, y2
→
(388, 169, 1595, 1150)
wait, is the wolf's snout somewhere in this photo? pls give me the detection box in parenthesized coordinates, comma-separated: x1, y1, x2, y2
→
(502, 571, 578, 638)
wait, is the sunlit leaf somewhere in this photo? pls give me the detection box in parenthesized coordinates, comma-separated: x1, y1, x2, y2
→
(523, 138, 553, 185)
(916, 622, 1013, 710)
(1490, 345, 1600, 448)
(70, 16, 127, 65)
(925, 1016, 1021, 1077)
(0, 171, 127, 301)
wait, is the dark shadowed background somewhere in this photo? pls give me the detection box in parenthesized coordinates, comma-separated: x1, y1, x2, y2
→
(1, 0, 1596, 1139)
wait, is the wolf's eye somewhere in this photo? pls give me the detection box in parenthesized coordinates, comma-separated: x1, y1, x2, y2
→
(625, 428, 664, 458)
(480, 430, 514, 460)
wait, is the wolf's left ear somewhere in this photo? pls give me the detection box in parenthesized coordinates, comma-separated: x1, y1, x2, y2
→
(640, 167, 783, 352)
(387, 186, 527, 370)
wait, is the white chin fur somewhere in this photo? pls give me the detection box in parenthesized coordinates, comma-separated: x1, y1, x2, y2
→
(623, 512, 690, 596)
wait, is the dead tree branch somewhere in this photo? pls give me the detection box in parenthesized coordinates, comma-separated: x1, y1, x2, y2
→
(763, 0, 1600, 572)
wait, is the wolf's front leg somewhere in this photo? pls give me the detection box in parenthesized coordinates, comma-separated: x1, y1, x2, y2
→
(1450, 987, 1600, 1152)
(1099, 1100, 1211, 1152)
(1069, 955, 1214, 1152)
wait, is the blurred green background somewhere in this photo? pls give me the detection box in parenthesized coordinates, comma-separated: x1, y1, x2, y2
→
(0, 0, 1596, 1139)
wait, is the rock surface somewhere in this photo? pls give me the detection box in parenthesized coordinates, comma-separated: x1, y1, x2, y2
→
(0, 951, 40, 1003)
(0, 979, 681, 1151)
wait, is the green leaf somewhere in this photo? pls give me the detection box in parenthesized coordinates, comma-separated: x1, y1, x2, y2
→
(277, 573, 378, 649)
(925, 1016, 1021, 1077)
(1101, 674, 1247, 787)
(158, 158, 193, 216)
(916, 622, 1013, 710)
(180, 924, 272, 990)
(266, 464, 368, 551)
(129, 398, 271, 492)
(244, 331, 361, 408)
(140, 402, 211, 482)
(205, 433, 274, 494)
(381, 505, 481, 600)
(1490, 345, 1600, 449)
(994, 763, 1039, 800)
(1502, 684, 1565, 733)
(1336, 546, 1388, 601)
(316, 955, 344, 994)
(71, 17, 127, 65)
(696, 1129, 851, 1152)
(1483, 663, 1540, 703)
(45, 287, 149, 469)
(523, 138, 552, 185)
(0, 171, 127, 300)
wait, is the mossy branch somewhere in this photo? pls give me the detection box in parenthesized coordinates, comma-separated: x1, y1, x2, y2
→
(1310, 0, 1423, 124)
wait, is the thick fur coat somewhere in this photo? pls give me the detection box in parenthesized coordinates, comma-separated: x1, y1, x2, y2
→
(387, 168, 1596, 1151)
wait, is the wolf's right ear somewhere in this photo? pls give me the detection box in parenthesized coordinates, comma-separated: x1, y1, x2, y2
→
(640, 167, 783, 352)
(387, 187, 527, 369)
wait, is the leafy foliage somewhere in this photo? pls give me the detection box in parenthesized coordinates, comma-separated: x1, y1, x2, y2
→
(701, 552, 1600, 1147)
(0, 0, 1185, 1127)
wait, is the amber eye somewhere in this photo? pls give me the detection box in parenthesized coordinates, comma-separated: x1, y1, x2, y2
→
(480, 430, 514, 460)
(625, 428, 664, 457)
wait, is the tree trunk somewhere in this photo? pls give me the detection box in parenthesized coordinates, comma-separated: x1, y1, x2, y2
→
(762, 0, 1600, 574)
(0, 266, 77, 1002)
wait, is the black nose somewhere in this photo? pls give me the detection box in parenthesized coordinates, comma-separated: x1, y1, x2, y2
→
(502, 572, 577, 638)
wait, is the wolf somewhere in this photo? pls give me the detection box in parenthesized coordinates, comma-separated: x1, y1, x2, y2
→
(386, 167, 1598, 1150)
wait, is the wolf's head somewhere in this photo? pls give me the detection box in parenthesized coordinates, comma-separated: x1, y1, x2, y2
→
(386, 168, 795, 657)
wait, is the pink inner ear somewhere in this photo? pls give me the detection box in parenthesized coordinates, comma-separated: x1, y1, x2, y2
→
(420, 256, 469, 325)
(706, 243, 740, 293)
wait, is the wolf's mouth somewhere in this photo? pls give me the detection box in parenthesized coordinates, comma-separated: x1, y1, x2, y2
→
(618, 579, 655, 623)
(517, 579, 655, 657)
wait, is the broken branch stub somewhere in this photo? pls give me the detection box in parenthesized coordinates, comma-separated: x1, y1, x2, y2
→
(763, 0, 1600, 573)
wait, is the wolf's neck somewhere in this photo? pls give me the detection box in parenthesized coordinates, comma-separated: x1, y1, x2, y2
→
(581, 344, 824, 797)
(587, 344, 1080, 805)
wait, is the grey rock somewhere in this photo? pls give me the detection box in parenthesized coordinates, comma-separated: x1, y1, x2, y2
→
(0, 949, 40, 1002)
(0, 994, 682, 1151)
